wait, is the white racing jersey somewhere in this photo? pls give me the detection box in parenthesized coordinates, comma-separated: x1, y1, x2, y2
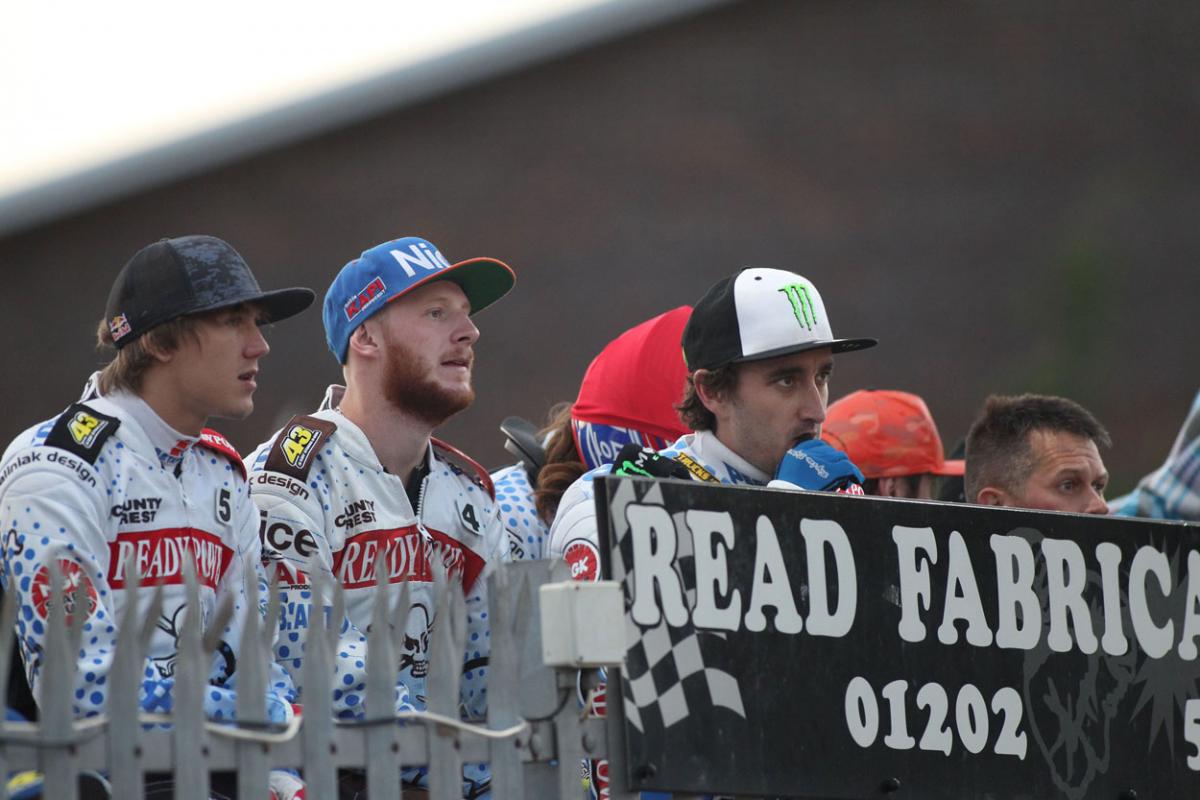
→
(246, 387, 507, 724)
(0, 381, 293, 721)
(550, 429, 863, 575)
(548, 430, 773, 578)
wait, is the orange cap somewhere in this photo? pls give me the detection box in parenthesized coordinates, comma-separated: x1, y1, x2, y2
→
(821, 390, 964, 478)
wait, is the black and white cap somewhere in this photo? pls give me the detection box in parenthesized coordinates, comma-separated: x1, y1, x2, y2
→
(682, 267, 877, 371)
(104, 235, 314, 349)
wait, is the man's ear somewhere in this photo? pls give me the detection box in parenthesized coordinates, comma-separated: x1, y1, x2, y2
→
(693, 369, 729, 416)
(975, 486, 1009, 507)
(347, 322, 380, 360)
(877, 477, 900, 498)
(141, 336, 174, 364)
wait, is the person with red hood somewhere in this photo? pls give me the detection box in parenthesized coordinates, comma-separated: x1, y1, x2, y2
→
(490, 307, 694, 800)
(490, 306, 692, 563)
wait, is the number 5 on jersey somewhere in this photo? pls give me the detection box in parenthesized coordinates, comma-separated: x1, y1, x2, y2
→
(216, 488, 232, 523)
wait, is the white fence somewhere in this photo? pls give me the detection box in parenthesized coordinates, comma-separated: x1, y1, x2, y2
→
(0, 560, 627, 799)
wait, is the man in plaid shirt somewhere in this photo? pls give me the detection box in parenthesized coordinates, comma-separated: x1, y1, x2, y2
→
(1110, 389, 1200, 521)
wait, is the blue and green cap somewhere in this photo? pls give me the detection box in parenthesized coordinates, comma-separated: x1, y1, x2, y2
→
(323, 236, 515, 363)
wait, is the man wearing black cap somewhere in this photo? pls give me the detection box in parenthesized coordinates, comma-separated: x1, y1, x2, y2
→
(246, 235, 515, 798)
(542, 268, 876, 800)
(0, 236, 313, 735)
(550, 267, 877, 573)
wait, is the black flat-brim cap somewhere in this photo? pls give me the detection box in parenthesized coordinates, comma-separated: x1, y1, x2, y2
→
(104, 235, 315, 348)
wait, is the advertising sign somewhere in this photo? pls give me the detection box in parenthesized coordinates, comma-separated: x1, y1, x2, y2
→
(597, 475, 1200, 799)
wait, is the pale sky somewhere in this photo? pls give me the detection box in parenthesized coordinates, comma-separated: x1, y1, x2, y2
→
(0, 0, 603, 199)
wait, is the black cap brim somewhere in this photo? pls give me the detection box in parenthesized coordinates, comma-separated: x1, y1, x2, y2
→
(730, 336, 878, 365)
(254, 287, 317, 323)
(185, 287, 315, 324)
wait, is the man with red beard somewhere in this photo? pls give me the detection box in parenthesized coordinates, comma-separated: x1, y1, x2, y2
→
(246, 236, 515, 798)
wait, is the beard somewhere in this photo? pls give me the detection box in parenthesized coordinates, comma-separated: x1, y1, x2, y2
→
(382, 339, 475, 426)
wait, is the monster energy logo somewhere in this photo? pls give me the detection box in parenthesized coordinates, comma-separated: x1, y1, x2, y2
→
(616, 459, 652, 478)
(779, 284, 819, 331)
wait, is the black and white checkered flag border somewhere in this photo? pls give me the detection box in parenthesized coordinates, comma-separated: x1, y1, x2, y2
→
(608, 479, 746, 732)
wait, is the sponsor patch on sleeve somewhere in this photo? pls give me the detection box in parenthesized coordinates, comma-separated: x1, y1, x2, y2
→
(673, 452, 720, 483)
(264, 415, 337, 481)
(31, 558, 99, 624)
(43, 403, 120, 465)
(563, 538, 601, 582)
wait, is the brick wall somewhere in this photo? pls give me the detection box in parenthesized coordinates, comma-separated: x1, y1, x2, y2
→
(2, 0, 1197, 491)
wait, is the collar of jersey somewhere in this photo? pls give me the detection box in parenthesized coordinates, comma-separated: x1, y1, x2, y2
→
(685, 430, 770, 485)
(104, 390, 200, 471)
(309, 404, 436, 478)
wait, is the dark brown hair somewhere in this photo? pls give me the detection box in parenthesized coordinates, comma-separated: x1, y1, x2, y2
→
(964, 393, 1111, 503)
(674, 365, 740, 432)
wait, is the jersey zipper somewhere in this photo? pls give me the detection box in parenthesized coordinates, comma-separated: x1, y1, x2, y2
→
(415, 462, 430, 529)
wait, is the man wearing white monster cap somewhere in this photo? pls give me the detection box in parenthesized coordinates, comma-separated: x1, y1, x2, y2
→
(548, 267, 878, 578)
(545, 268, 876, 800)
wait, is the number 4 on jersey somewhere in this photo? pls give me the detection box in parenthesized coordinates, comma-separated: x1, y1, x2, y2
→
(460, 502, 480, 533)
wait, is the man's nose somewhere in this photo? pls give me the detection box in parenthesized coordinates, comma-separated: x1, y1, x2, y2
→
(455, 315, 480, 344)
(802, 382, 826, 425)
(246, 325, 270, 358)
(1085, 489, 1109, 516)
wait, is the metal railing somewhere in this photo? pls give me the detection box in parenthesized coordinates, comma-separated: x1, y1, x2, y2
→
(0, 559, 624, 799)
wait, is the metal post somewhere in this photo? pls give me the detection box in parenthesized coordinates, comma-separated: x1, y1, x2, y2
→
(484, 565, 525, 799)
(39, 559, 80, 800)
(0, 581, 21, 800)
(173, 561, 211, 800)
(301, 573, 340, 799)
(365, 562, 401, 800)
(235, 565, 271, 799)
(426, 575, 465, 800)
(109, 567, 162, 798)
